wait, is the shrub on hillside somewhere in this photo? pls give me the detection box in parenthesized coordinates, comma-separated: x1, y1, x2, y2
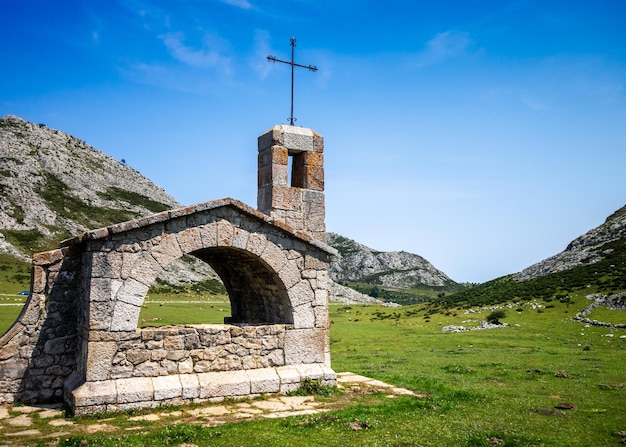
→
(486, 309, 506, 325)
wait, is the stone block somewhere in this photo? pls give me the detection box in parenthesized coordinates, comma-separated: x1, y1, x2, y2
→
(269, 186, 303, 211)
(257, 186, 273, 213)
(116, 278, 149, 307)
(314, 288, 328, 306)
(89, 277, 120, 302)
(277, 262, 301, 289)
(164, 335, 184, 350)
(70, 380, 117, 407)
(284, 329, 326, 364)
(312, 131, 324, 153)
(116, 377, 153, 403)
(90, 251, 123, 279)
(198, 370, 251, 399)
(304, 206, 326, 234)
(288, 282, 314, 308)
(134, 360, 159, 376)
(153, 375, 182, 400)
(295, 363, 324, 381)
(302, 165, 324, 191)
(0, 341, 19, 361)
(292, 304, 316, 329)
(0, 359, 28, 380)
(246, 232, 268, 257)
(282, 126, 314, 153)
(231, 228, 250, 250)
(180, 373, 200, 398)
(85, 341, 117, 381)
(110, 300, 141, 332)
(32, 266, 46, 294)
(313, 305, 329, 329)
(249, 368, 280, 394)
(177, 227, 203, 254)
(303, 151, 323, 167)
(178, 358, 194, 374)
(304, 254, 327, 270)
(261, 242, 288, 273)
(276, 365, 301, 393)
(126, 350, 151, 365)
(32, 249, 64, 266)
(198, 222, 218, 247)
(151, 233, 183, 268)
(216, 219, 234, 247)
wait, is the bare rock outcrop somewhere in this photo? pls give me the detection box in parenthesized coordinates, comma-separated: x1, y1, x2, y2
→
(0, 115, 180, 256)
(327, 233, 455, 288)
(516, 205, 626, 280)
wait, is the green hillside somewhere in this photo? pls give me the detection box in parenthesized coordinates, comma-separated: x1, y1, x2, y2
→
(429, 236, 626, 312)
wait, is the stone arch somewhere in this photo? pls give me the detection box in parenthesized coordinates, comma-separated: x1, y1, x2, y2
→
(86, 214, 305, 333)
(192, 247, 293, 324)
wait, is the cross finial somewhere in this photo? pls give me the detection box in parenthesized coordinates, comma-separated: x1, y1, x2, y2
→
(267, 37, 318, 126)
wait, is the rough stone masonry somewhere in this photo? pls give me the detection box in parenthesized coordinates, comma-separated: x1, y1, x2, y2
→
(0, 125, 337, 414)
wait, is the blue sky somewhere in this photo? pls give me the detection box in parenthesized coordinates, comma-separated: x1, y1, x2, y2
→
(1, 1, 625, 283)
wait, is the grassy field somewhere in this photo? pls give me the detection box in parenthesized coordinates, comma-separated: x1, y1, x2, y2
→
(0, 289, 624, 446)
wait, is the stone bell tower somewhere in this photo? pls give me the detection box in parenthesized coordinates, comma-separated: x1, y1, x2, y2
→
(257, 125, 326, 242)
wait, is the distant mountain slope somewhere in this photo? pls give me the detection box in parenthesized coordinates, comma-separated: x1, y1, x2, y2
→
(327, 233, 456, 288)
(0, 115, 179, 258)
(516, 204, 626, 280)
(437, 204, 626, 309)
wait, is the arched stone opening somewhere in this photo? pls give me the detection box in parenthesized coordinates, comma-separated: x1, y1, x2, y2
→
(191, 247, 293, 325)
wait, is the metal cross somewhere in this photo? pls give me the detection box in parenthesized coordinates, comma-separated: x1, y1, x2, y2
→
(267, 37, 318, 126)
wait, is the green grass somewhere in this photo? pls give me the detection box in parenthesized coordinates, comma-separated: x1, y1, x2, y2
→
(138, 292, 231, 327)
(1, 290, 624, 446)
(98, 187, 171, 214)
(0, 253, 30, 294)
(586, 306, 626, 325)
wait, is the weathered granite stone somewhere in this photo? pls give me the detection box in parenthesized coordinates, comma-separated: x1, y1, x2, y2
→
(85, 342, 117, 381)
(153, 375, 182, 400)
(198, 370, 251, 398)
(116, 377, 153, 404)
(284, 329, 325, 364)
(180, 373, 200, 399)
(250, 367, 280, 394)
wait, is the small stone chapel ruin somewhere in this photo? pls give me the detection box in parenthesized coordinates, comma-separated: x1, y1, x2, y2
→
(0, 125, 337, 414)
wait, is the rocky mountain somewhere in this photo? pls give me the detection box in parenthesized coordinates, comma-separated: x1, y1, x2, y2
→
(516, 204, 626, 281)
(0, 115, 179, 259)
(327, 233, 456, 288)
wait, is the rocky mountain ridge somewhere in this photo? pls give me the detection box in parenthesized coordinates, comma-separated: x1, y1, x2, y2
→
(516, 205, 626, 281)
(327, 233, 455, 288)
(0, 115, 179, 259)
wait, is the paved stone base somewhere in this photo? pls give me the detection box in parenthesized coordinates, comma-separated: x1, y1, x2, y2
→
(65, 364, 336, 415)
(1, 372, 421, 444)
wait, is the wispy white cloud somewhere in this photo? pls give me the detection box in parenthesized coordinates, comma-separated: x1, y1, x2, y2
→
(119, 62, 228, 94)
(218, 0, 254, 9)
(159, 32, 232, 75)
(250, 30, 272, 79)
(118, 0, 171, 31)
(412, 30, 474, 67)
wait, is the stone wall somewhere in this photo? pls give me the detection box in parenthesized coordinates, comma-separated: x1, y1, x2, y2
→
(0, 246, 82, 403)
(574, 292, 626, 328)
(92, 324, 288, 380)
